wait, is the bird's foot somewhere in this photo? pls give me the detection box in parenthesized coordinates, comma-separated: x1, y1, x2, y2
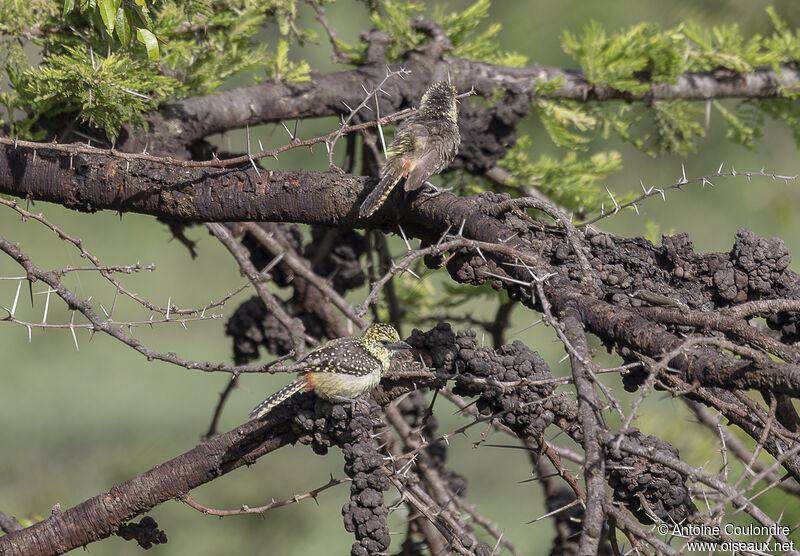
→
(421, 181, 453, 198)
(330, 395, 377, 415)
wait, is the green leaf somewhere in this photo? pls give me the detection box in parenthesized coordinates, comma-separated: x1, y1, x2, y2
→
(137, 28, 158, 60)
(17, 43, 176, 142)
(115, 7, 131, 46)
(535, 99, 596, 149)
(651, 99, 704, 154)
(496, 135, 623, 214)
(63, 0, 75, 16)
(98, 0, 118, 34)
(713, 100, 761, 149)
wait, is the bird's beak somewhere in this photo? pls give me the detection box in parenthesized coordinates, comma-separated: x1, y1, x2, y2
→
(387, 340, 412, 351)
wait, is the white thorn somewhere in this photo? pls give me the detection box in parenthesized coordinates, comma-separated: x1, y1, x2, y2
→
(11, 279, 22, 317)
(70, 324, 79, 351)
(249, 156, 261, 176)
(397, 225, 412, 251)
(605, 187, 619, 212)
(42, 288, 52, 324)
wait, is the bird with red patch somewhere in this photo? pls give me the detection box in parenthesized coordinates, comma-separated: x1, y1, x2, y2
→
(359, 81, 460, 218)
(249, 323, 410, 419)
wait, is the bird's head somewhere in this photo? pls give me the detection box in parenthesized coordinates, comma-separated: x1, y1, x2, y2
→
(363, 323, 412, 355)
(418, 81, 458, 123)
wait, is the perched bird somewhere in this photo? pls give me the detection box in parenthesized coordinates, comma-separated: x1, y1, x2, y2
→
(359, 81, 460, 218)
(249, 323, 410, 419)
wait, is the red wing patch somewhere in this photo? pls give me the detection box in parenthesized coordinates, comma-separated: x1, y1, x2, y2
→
(302, 373, 316, 390)
(402, 157, 412, 176)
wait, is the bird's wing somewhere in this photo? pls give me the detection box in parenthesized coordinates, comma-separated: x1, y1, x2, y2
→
(359, 122, 430, 218)
(294, 337, 380, 377)
(403, 142, 442, 191)
(403, 122, 459, 192)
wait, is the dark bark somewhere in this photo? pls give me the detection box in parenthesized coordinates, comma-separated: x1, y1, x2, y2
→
(0, 413, 294, 556)
(115, 52, 800, 156)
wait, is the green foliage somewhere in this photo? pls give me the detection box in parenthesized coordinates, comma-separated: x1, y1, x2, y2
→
(367, 0, 426, 62)
(713, 100, 762, 149)
(533, 94, 705, 157)
(268, 39, 312, 82)
(761, 98, 800, 145)
(643, 220, 661, 245)
(1, 0, 312, 139)
(17, 44, 176, 142)
(765, 6, 800, 65)
(593, 102, 653, 154)
(650, 100, 705, 154)
(0, 0, 60, 34)
(553, 10, 800, 156)
(338, 0, 526, 67)
(563, 22, 686, 93)
(682, 22, 770, 73)
(498, 136, 623, 213)
(436, 0, 527, 67)
(3, 0, 800, 187)
(535, 99, 595, 149)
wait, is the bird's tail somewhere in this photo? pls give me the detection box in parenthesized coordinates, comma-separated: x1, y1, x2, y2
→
(359, 159, 406, 218)
(249, 379, 307, 419)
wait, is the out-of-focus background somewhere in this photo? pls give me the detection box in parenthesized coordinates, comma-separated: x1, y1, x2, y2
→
(2, 1, 799, 553)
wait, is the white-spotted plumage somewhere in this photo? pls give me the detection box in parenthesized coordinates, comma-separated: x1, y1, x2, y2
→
(249, 323, 410, 419)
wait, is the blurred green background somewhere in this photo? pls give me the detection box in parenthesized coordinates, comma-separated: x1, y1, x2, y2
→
(2, 0, 800, 553)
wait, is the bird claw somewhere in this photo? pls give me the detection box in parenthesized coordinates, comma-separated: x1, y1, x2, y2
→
(421, 181, 453, 198)
(330, 395, 377, 415)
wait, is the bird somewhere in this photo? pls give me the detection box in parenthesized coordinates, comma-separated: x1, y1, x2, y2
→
(358, 81, 460, 219)
(249, 323, 411, 419)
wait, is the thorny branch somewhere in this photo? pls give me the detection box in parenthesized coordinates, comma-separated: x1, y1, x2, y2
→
(5, 16, 800, 556)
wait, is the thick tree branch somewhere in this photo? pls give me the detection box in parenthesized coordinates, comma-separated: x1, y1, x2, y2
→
(0, 413, 295, 556)
(117, 53, 800, 155)
(560, 311, 606, 555)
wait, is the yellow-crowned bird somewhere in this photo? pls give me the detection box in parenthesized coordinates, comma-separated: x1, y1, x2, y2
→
(249, 323, 410, 419)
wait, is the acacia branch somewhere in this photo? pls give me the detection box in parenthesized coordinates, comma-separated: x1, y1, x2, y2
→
(560, 310, 606, 556)
(116, 52, 800, 155)
(0, 414, 295, 556)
